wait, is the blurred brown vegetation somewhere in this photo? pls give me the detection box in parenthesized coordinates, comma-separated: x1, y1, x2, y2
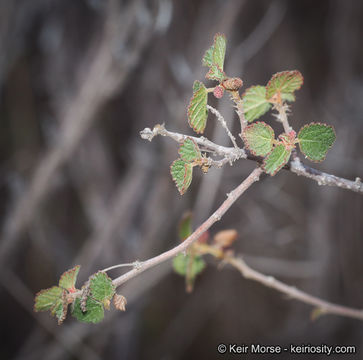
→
(0, 0, 363, 359)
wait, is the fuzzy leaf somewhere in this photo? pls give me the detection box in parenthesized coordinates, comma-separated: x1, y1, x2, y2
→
(188, 81, 208, 133)
(170, 159, 193, 195)
(206, 64, 226, 82)
(202, 46, 214, 68)
(51, 297, 68, 325)
(297, 123, 336, 162)
(178, 212, 192, 240)
(89, 272, 115, 306)
(173, 254, 206, 277)
(263, 143, 292, 175)
(242, 86, 272, 122)
(202, 33, 226, 70)
(59, 265, 80, 291)
(242, 122, 275, 156)
(266, 70, 303, 101)
(212, 33, 226, 70)
(72, 298, 104, 324)
(34, 286, 63, 312)
(179, 138, 201, 162)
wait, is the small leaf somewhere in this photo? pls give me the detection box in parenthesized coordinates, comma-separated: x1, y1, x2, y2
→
(202, 45, 214, 68)
(178, 212, 192, 240)
(170, 159, 193, 195)
(266, 70, 303, 101)
(206, 64, 226, 82)
(263, 143, 292, 175)
(59, 265, 80, 292)
(34, 286, 63, 312)
(173, 253, 206, 277)
(51, 295, 68, 325)
(113, 294, 127, 311)
(202, 33, 226, 70)
(72, 298, 104, 324)
(242, 122, 275, 156)
(242, 86, 272, 122)
(187, 81, 208, 134)
(178, 138, 201, 162)
(297, 123, 336, 162)
(89, 272, 115, 306)
(212, 33, 226, 70)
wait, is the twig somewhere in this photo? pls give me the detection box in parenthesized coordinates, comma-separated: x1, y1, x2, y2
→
(206, 105, 239, 150)
(274, 103, 292, 133)
(228, 90, 247, 136)
(289, 154, 363, 193)
(226, 256, 363, 321)
(112, 167, 263, 288)
(141, 125, 363, 195)
(140, 124, 246, 163)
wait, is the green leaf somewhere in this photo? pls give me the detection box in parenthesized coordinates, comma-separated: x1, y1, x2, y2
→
(242, 86, 272, 122)
(51, 297, 68, 325)
(170, 159, 193, 195)
(59, 265, 80, 291)
(34, 286, 63, 312)
(72, 298, 104, 324)
(178, 212, 192, 240)
(242, 122, 275, 156)
(187, 81, 208, 134)
(263, 143, 292, 175)
(202, 33, 226, 70)
(173, 254, 206, 277)
(212, 33, 226, 70)
(266, 70, 303, 100)
(297, 123, 336, 162)
(282, 93, 296, 102)
(206, 64, 226, 82)
(89, 272, 115, 305)
(202, 46, 214, 68)
(179, 138, 201, 162)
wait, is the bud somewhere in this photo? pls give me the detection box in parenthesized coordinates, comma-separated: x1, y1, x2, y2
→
(213, 85, 224, 99)
(113, 294, 127, 311)
(222, 77, 243, 91)
(213, 229, 238, 248)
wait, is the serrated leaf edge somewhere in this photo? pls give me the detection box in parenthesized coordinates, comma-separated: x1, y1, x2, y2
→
(297, 122, 336, 163)
(170, 159, 193, 195)
(266, 70, 304, 100)
(242, 121, 275, 156)
(187, 85, 208, 134)
(178, 138, 202, 161)
(262, 144, 292, 176)
(205, 64, 226, 82)
(34, 286, 63, 312)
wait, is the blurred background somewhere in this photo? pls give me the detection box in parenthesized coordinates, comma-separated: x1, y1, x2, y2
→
(0, 0, 363, 359)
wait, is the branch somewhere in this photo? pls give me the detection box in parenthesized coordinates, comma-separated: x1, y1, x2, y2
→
(112, 167, 263, 288)
(226, 256, 363, 321)
(141, 125, 363, 194)
(140, 124, 246, 163)
(206, 105, 239, 150)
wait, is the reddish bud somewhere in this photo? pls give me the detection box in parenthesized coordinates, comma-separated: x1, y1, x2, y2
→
(213, 85, 224, 99)
(222, 77, 243, 91)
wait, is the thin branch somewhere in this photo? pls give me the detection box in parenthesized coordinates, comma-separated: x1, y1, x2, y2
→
(206, 105, 239, 149)
(229, 90, 247, 136)
(140, 124, 246, 162)
(274, 103, 292, 133)
(112, 167, 263, 288)
(226, 256, 363, 321)
(141, 125, 363, 194)
(289, 154, 363, 193)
